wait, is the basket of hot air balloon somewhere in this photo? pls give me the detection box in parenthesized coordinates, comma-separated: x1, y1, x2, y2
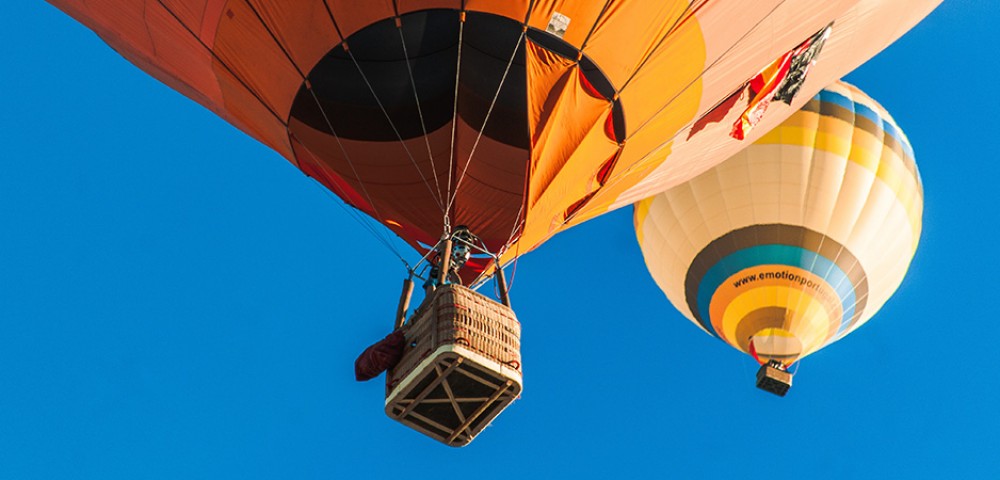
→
(385, 283, 522, 447)
(634, 81, 923, 396)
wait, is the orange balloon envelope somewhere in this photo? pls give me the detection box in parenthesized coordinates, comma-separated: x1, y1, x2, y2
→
(47, 0, 940, 282)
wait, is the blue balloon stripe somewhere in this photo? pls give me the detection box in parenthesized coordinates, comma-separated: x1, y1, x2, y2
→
(693, 245, 857, 337)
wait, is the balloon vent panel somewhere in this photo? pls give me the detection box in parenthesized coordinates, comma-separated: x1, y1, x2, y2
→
(385, 285, 522, 446)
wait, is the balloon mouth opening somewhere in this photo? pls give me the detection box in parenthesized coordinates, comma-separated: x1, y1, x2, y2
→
(748, 328, 803, 366)
(288, 9, 622, 145)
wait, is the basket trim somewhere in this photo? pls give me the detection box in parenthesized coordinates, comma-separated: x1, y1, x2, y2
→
(386, 343, 523, 407)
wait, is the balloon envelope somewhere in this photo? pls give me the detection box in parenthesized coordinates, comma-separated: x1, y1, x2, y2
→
(634, 81, 922, 365)
(48, 0, 938, 282)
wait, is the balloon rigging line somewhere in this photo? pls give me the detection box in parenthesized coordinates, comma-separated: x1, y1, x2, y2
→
(305, 89, 387, 227)
(160, 0, 779, 289)
(244, 0, 410, 265)
(506, 249, 521, 291)
(495, 165, 531, 268)
(294, 134, 410, 266)
(343, 43, 447, 213)
(445, 31, 527, 218)
(442, 5, 524, 240)
(503, 204, 527, 256)
(444, 13, 465, 231)
(469, 200, 526, 288)
(787, 360, 800, 375)
(488, 255, 521, 299)
(310, 2, 417, 262)
(293, 131, 407, 259)
(247, 0, 417, 266)
(306, 175, 410, 267)
(577, 0, 615, 52)
(396, 21, 445, 205)
(316, 0, 444, 214)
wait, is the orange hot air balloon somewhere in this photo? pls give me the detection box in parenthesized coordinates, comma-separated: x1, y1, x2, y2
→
(47, 1, 940, 282)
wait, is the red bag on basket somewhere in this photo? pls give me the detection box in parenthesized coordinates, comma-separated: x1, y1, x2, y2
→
(354, 330, 406, 381)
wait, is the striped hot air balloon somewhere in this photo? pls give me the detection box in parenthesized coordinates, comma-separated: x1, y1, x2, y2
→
(634, 81, 922, 395)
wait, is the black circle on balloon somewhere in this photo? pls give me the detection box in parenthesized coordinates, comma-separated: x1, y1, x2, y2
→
(288, 9, 623, 148)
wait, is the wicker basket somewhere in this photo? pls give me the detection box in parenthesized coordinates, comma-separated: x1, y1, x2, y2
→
(756, 363, 793, 396)
(385, 284, 522, 447)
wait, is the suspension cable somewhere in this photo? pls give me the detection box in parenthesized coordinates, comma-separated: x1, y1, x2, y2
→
(445, 29, 527, 216)
(293, 133, 410, 266)
(304, 88, 398, 242)
(444, 11, 466, 230)
(395, 17, 445, 203)
(305, 175, 410, 268)
(342, 43, 446, 213)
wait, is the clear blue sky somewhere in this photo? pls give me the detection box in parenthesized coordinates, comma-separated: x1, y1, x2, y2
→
(1, 2, 995, 478)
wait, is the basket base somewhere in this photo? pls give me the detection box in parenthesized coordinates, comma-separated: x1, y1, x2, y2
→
(386, 345, 521, 447)
(756, 364, 792, 397)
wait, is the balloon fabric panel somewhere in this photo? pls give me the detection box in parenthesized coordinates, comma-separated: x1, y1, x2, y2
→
(48, 0, 936, 286)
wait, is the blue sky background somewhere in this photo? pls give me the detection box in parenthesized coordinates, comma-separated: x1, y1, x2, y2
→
(1, 2, 995, 478)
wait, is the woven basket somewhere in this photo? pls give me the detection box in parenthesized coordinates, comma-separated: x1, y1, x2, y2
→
(756, 363, 792, 396)
(385, 284, 522, 446)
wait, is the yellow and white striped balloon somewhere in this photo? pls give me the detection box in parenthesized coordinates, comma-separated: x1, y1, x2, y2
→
(634, 81, 922, 366)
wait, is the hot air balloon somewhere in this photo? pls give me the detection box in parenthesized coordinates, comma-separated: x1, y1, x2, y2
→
(633, 81, 922, 396)
(46, 0, 940, 284)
